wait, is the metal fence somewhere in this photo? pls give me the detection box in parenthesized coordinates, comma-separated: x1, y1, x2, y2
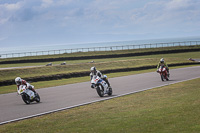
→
(0, 41, 200, 58)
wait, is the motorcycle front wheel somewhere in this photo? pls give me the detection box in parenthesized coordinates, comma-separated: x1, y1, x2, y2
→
(22, 94, 30, 104)
(161, 74, 164, 81)
(96, 85, 104, 97)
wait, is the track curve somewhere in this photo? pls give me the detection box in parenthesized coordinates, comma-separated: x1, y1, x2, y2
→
(0, 66, 200, 124)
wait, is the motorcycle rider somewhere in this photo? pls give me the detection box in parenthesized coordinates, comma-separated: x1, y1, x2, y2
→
(15, 77, 37, 94)
(157, 58, 170, 75)
(90, 66, 111, 88)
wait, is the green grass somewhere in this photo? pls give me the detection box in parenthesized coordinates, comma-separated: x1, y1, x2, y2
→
(0, 77, 199, 133)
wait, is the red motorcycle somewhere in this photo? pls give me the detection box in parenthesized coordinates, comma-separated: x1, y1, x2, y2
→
(157, 65, 169, 81)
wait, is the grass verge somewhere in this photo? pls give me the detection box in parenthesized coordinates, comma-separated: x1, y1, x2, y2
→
(0, 77, 199, 133)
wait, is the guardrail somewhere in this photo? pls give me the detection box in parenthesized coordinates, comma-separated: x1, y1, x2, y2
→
(0, 41, 200, 58)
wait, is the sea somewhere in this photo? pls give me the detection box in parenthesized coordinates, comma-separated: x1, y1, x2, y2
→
(0, 36, 200, 58)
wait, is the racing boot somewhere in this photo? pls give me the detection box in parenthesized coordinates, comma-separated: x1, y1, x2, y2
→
(29, 86, 37, 95)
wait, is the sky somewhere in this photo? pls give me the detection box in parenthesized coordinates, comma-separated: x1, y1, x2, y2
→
(0, 0, 200, 48)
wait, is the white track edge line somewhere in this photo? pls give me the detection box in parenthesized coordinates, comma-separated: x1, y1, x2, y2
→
(1, 76, 200, 125)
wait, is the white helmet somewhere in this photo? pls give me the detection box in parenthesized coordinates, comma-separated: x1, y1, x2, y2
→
(15, 77, 22, 85)
(90, 66, 96, 74)
(160, 58, 164, 63)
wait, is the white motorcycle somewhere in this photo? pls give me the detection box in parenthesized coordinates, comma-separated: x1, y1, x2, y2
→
(91, 75, 112, 97)
(18, 85, 40, 104)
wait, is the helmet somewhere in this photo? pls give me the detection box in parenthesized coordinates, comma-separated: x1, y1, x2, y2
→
(160, 58, 164, 63)
(90, 66, 96, 74)
(15, 77, 22, 85)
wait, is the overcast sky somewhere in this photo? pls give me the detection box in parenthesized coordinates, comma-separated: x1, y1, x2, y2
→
(0, 0, 200, 47)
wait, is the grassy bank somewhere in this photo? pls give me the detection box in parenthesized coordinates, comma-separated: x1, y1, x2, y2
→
(0, 78, 199, 133)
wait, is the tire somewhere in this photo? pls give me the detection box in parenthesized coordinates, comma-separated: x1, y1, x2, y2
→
(161, 74, 164, 81)
(35, 93, 40, 103)
(22, 94, 30, 104)
(107, 87, 112, 96)
(166, 74, 169, 81)
(96, 85, 104, 97)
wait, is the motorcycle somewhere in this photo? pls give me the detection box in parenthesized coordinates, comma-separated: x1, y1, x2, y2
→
(17, 85, 40, 104)
(157, 65, 169, 81)
(91, 75, 112, 97)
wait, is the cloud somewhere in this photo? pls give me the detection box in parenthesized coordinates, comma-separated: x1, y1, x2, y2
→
(0, 37, 7, 41)
(3, 3, 21, 10)
(1, 0, 200, 26)
(166, 0, 191, 10)
(128, 0, 200, 26)
(0, 0, 200, 46)
(41, 0, 53, 8)
(0, 1, 25, 24)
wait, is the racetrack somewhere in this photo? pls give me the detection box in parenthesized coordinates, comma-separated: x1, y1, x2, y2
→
(0, 66, 200, 125)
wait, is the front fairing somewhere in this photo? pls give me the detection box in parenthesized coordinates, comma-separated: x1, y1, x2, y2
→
(18, 85, 35, 100)
(91, 76, 101, 85)
(158, 66, 166, 73)
(18, 85, 26, 95)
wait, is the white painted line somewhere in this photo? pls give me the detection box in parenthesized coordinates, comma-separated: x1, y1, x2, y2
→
(0, 76, 200, 125)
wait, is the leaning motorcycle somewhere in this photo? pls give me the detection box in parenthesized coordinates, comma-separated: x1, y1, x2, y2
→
(91, 75, 112, 97)
(18, 85, 40, 104)
(157, 65, 169, 81)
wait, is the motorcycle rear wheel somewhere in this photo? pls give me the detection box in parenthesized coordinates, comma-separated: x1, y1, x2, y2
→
(108, 87, 112, 96)
(35, 93, 40, 103)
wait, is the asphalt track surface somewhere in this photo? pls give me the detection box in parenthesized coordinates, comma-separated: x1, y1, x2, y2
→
(0, 66, 200, 125)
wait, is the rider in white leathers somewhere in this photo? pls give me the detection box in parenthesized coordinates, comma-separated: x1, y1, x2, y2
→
(15, 77, 37, 94)
(90, 66, 111, 88)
